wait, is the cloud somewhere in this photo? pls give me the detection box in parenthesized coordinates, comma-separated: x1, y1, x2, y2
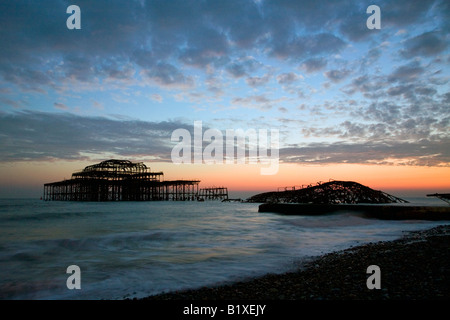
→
(150, 94, 163, 103)
(178, 27, 229, 67)
(363, 101, 403, 124)
(0, 110, 192, 162)
(92, 100, 104, 110)
(280, 139, 450, 166)
(400, 31, 448, 59)
(0, 0, 447, 96)
(231, 95, 279, 111)
(301, 58, 327, 73)
(0, 97, 24, 109)
(387, 84, 415, 98)
(0, 0, 449, 172)
(281, 101, 450, 166)
(226, 63, 247, 78)
(204, 76, 225, 96)
(324, 69, 351, 83)
(358, 48, 382, 72)
(1, 105, 448, 167)
(246, 74, 271, 87)
(338, 0, 436, 42)
(339, 12, 373, 42)
(276, 72, 301, 84)
(141, 63, 195, 89)
(226, 56, 263, 78)
(381, 0, 437, 27)
(54, 102, 69, 110)
(275, 72, 305, 95)
(270, 33, 346, 60)
(388, 62, 425, 83)
(415, 87, 437, 96)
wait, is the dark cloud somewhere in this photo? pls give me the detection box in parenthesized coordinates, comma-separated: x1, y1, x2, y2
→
(178, 27, 229, 67)
(0, 0, 449, 171)
(280, 98, 450, 166)
(400, 31, 448, 59)
(364, 101, 402, 124)
(387, 85, 415, 98)
(0, 1, 145, 81)
(388, 62, 425, 83)
(339, 11, 373, 42)
(226, 57, 263, 78)
(358, 47, 382, 73)
(442, 92, 450, 104)
(299, 89, 449, 143)
(324, 69, 351, 83)
(413, 86, 438, 98)
(1, 63, 54, 93)
(0, 97, 24, 109)
(231, 95, 275, 111)
(0, 110, 191, 162)
(301, 58, 327, 73)
(0, 0, 448, 93)
(142, 63, 195, 89)
(264, 0, 351, 33)
(280, 139, 450, 166)
(226, 63, 247, 78)
(381, 0, 437, 28)
(276, 72, 300, 84)
(203, 0, 266, 49)
(270, 33, 346, 60)
(2, 103, 447, 167)
(338, 0, 438, 42)
(246, 74, 271, 87)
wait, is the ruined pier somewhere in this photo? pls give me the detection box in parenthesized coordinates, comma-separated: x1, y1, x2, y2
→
(43, 159, 200, 201)
(427, 193, 450, 205)
(197, 187, 229, 201)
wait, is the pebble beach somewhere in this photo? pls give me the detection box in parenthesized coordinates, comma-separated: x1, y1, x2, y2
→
(142, 224, 450, 300)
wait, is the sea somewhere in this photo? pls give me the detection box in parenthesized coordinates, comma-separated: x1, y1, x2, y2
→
(0, 197, 448, 300)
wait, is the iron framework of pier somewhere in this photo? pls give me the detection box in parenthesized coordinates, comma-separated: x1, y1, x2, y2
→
(247, 180, 408, 204)
(427, 193, 450, 205)
(43, 159, 200, 201)
(198, 187, 229, 201)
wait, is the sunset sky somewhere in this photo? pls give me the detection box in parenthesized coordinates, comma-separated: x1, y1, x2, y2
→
(0, 0, 449, 198)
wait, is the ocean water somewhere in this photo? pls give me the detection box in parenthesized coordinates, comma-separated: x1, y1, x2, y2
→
(0, 198, 448, 300)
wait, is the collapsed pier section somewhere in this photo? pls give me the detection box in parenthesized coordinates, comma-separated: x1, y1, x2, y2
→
(43, 159, 200, 201)
(247, 180, 408, 204)
(198, 187, 229, 201)
(427, 193, 450, 205)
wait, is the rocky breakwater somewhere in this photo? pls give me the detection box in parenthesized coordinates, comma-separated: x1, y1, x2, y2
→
(258, 203, 450, 220)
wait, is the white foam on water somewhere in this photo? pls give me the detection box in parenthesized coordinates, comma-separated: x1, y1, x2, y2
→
(0, 199, 447, 299)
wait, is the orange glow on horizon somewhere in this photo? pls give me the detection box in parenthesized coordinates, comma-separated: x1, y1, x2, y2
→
(158, 162, 450, 192)
(0, 160, 449, 197)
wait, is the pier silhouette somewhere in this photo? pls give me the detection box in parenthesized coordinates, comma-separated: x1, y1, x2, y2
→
(247, 180, 408, 204)
(44, 159, 202, 201)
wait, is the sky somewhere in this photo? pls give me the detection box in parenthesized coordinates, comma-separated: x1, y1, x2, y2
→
(0, 0, 449, 198)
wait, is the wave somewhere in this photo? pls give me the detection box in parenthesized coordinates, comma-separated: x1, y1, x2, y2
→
(1, 230, 176, 259)
(281, 211, 374, 229)
(0, 210, 109, 223)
